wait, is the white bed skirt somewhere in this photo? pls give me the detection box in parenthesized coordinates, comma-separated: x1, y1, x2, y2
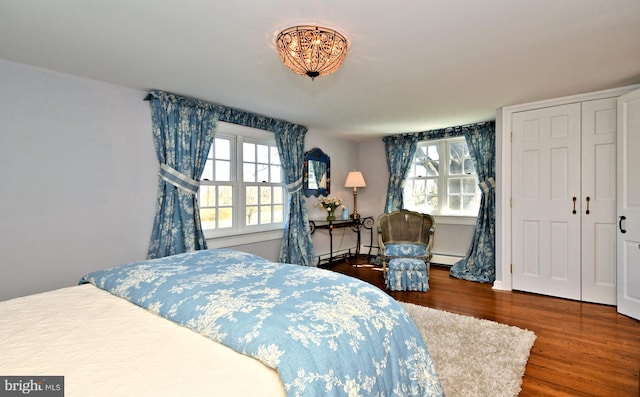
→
(0, 284, 286, 397)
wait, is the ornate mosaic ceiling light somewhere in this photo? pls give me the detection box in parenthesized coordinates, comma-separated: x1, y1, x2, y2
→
(275, 25, 349, 80)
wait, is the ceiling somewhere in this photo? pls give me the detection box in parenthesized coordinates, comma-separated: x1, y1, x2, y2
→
(1, 0, 639, 140)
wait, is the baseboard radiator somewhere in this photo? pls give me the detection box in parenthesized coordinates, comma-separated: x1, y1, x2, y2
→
(431, 254, 464, 266)
(314, 247, 463, 267)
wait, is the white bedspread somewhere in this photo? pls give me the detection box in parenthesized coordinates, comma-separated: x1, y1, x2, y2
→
(0, 284, 286, 397)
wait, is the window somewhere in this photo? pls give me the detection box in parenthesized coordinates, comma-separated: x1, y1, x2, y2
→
(198, 123, 287, 238)
(403, 137, 480, 216)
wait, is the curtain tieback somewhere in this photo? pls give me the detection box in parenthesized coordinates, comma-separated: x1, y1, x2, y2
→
(287, 176, 303, 193)
(479, 177, 495, 193)
(159, 164, 199, 195)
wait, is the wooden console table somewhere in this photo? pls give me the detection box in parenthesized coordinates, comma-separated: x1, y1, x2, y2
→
(309, 216, 375, 267)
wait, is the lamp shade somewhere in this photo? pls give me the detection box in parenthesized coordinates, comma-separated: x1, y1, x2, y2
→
(344, 171, 366, 188)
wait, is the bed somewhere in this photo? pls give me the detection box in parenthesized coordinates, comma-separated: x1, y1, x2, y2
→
(0, 248, 443, 396)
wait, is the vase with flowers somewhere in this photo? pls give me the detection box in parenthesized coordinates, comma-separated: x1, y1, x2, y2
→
(316, 196, 345, 221)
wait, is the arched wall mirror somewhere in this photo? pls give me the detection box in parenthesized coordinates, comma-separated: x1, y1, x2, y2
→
(304, 148, 330, 197)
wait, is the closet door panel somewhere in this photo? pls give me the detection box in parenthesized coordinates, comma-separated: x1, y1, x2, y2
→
(512, 103, 581, 300)
(582, 98, 618, 304)
(617, 88, 640, 320)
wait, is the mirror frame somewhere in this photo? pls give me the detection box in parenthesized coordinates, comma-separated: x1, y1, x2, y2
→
(304, 148, 330, 197)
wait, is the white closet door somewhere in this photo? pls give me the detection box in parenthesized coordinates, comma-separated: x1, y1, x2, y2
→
(617, 89, 640, 320)
(512, 103, 581, 300)
(581, 98, 618, 304)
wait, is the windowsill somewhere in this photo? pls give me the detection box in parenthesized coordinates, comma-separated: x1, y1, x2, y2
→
(205, 229, 284, 249)
(432, 215, 477, 226)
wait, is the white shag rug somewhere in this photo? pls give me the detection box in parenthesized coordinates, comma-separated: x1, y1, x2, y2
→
(402, 302, 537, 397)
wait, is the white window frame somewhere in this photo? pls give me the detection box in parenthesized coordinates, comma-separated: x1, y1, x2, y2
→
(403, 137, 480, 218)
(199, 122, 287, 243)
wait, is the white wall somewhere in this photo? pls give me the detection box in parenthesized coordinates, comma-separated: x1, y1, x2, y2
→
(0, 58, 475, 300)
(0, 59, 157, 300)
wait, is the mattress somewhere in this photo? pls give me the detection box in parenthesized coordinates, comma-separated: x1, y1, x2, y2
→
(0, 284, 286, 397)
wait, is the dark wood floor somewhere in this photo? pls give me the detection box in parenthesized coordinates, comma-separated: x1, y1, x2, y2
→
(328, 259, 640, 397)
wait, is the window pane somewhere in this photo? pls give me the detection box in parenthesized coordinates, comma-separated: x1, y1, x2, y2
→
(448, 178, 461, 194)
(257, 145, 269, 163)
(273, 205, 284, 222)
(462, 195, 478, 212)
(246, 206, 259, 225)
(246, 186, 258, 205)
(449, 141, 466, 175)
(270, 147, 280, 165)
(448, 195, 461, 211)
(218, 186, 233, 206)
(426, 195, 439, 211)
(215, 138, 231, 160)
(464, 158, 475, 174)
(260, 205, 272, 223)
(403, 180, 422, 208)
(243, 162, 256, 182)
(426, 145, 440, 176)
(271, 165, 282, 183)
(257, 164, 269, 182)
(200, 208, 216, 230)
(202, 159, 213, 180)
(463, 178, 477, 193)
(427, 159, 439, 176)
(273, 187, 283, 204)
(416, 145, 428, 157)
(243, 142, 255, 163)
(260, 186, 272, 204)
(200, 186, 216, 207)
(216, 160, 231, 181)
(218, 207, 233, 228)
(413, 162, 427, 177)
(426, 179, 438, 195)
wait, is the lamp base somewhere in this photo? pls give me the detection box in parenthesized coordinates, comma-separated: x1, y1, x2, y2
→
(350, 212, 361, 219)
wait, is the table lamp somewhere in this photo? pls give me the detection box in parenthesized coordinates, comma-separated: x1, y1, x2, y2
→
(344, 171, 366, 219)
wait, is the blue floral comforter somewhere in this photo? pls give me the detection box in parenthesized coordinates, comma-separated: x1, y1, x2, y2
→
(79, 249, 443, 396)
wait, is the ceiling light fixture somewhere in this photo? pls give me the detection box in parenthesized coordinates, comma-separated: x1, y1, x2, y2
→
(275, 25, 349, 80)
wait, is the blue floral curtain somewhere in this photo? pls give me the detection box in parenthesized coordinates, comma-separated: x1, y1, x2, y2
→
(147, 93, 217, 259)
(450, 122, 496, 283)
(275, 128, 315, 266)
(146, 90, 313, 264)
(382, 134, 419, 213)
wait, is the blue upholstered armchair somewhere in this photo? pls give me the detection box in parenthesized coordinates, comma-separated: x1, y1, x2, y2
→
(377, 209, 435, 275)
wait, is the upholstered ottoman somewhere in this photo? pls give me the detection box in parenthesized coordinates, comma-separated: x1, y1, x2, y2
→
(385, 258, 429, 292)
